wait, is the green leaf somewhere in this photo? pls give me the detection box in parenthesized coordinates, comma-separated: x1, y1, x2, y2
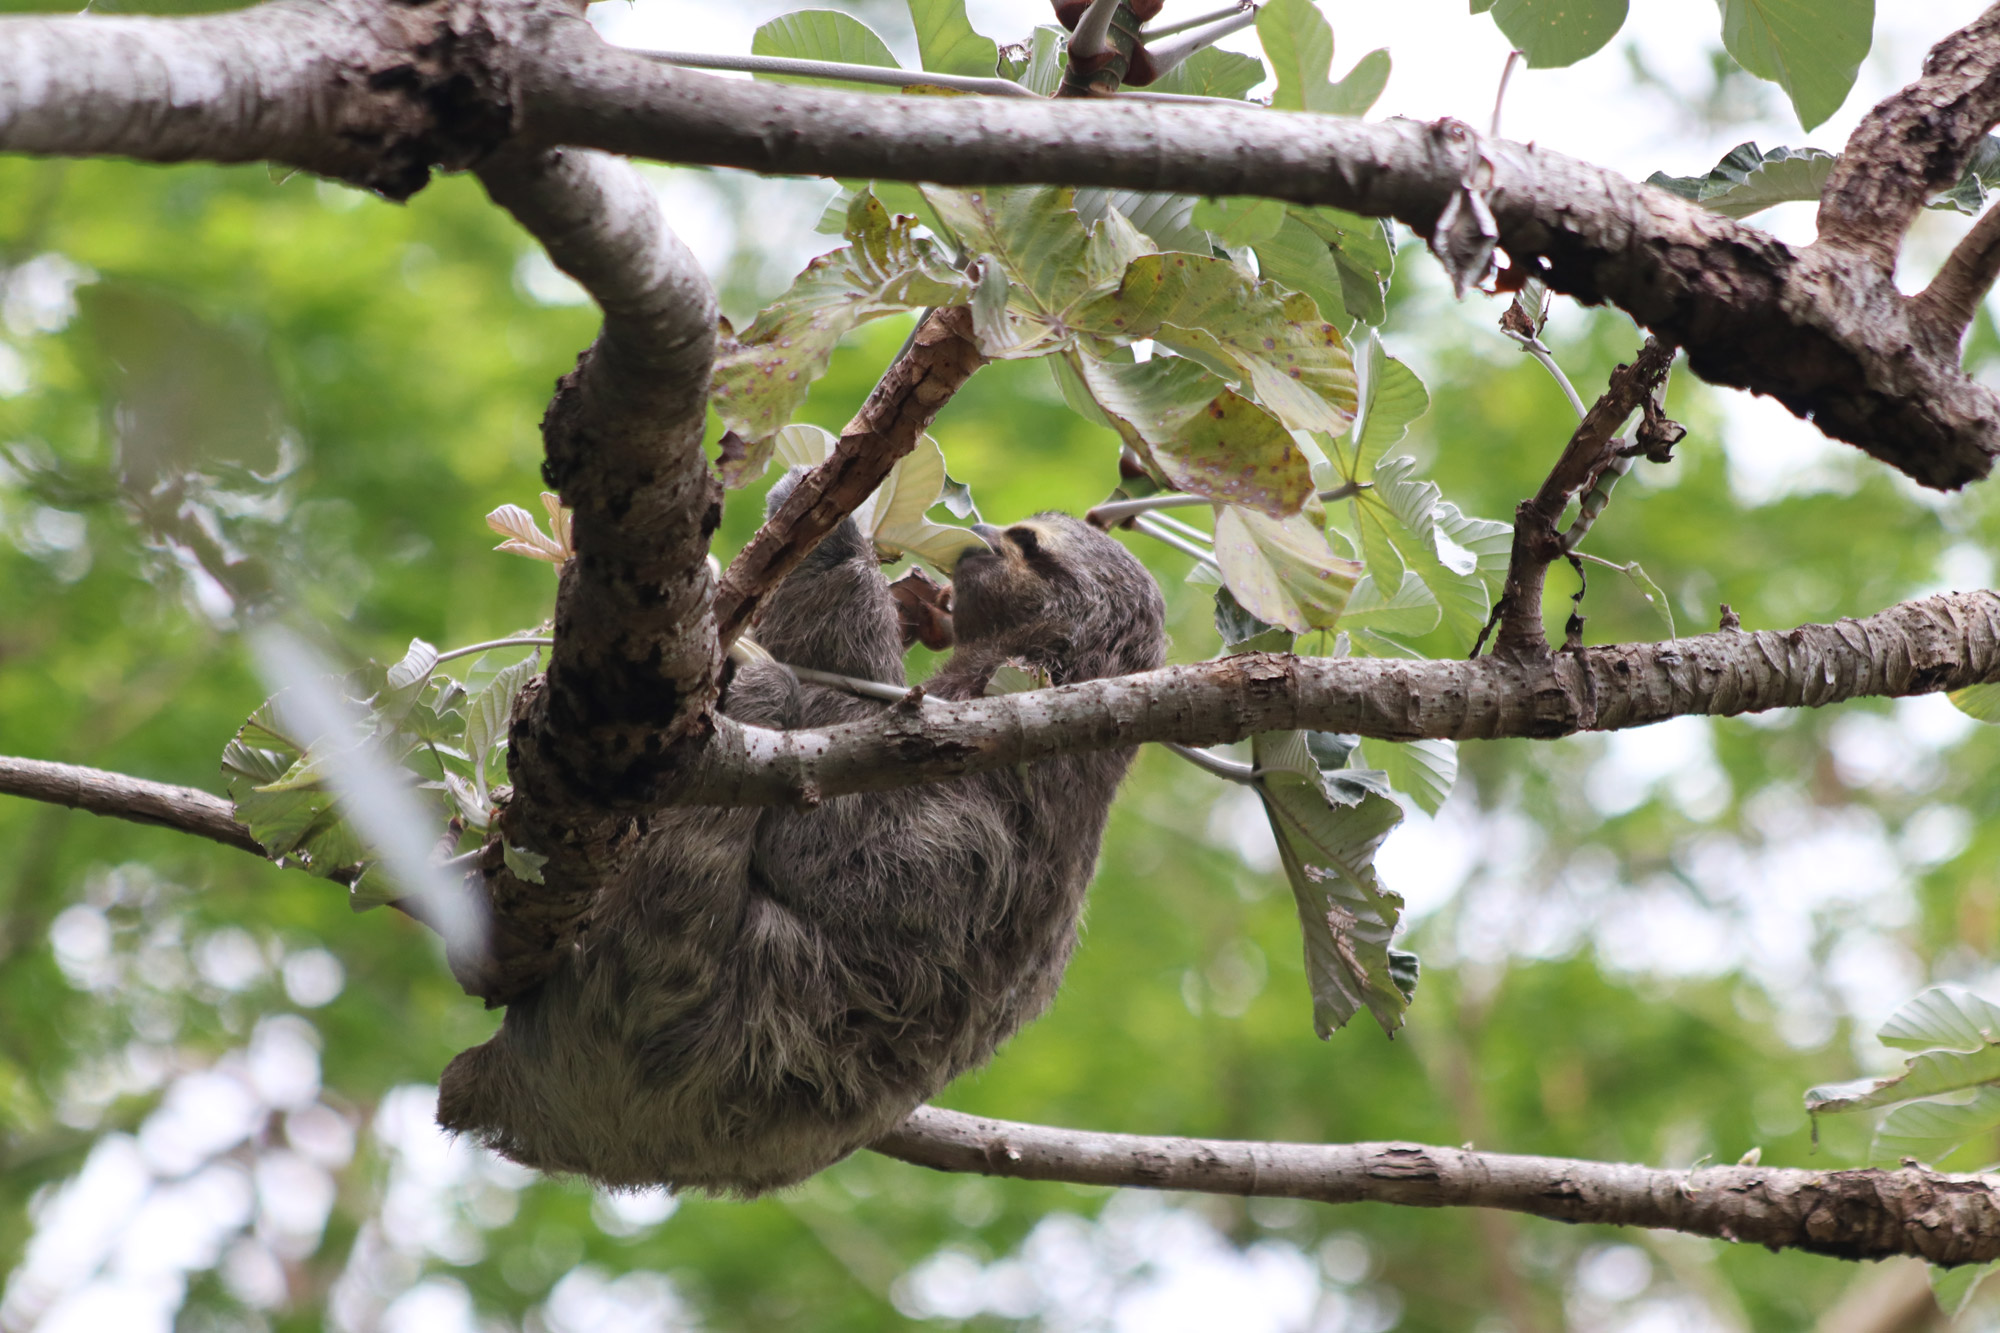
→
(1338, 570, 1439, 638)
(1251, 216, 1354, 328)
(375, 637, 438, 723)
(770, 422, 838, 471)
(1645, 142, 1837, 218)
(851, 433, 988, 568)
(1212, 505, 1360, 633)
(924, 185, 1152, 359)
(1078, 254, 1357, 436)
(1934, 1262, 2000, 1319)
(751, 10, 902, 89)
(1932, 136, 2000, 215)
(1719, 0, 1872, 130)
(1345, 334, 1431, 477)
(1257, 0, 1332, 113)
(1321, 49, 1390, 117)
(1214, 584, 1293, 653)
(1806, 988, 2000, 1117)
(462, 652, 539, 796)
(1010, 25, 1068, 97)
(1487, 0, 1628, 68)
(1361, 737, 1459, 815)
(221, 697, 368, 881)
(1948, 680, 2000, 723)
(1880, 986, 2000, 1053)
(1144, 46, 1266, 100)
(1873, 1086, 2000, 1167)
(1346, 456, 1493, 647)
(1191, 196, 1288, 249)
(907, 0, 997, 76)
(1252, 730, 1412, 1036)
(1287, 206, 1394, 327)
(1078, 190, 1209, 255)
(1074, 354, 1316, 516)
(503, 842, 549, 886)
(710, 191, 975, 442)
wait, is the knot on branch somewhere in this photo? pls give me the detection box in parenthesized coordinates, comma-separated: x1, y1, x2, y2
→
(339, 0, 519, 199)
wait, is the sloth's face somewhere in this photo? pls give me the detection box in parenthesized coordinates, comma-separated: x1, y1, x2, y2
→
(948, 516, 1081, 642)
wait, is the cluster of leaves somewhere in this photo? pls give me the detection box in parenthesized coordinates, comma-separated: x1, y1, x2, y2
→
(221, 638, 541, 906)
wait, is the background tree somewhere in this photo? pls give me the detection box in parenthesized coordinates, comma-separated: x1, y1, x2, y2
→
(8, 0, 2000, 1328)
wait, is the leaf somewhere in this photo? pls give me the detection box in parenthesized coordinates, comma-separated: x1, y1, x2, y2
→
(1320, 49, 1390, 117)
(1145, 45, 1267, 100)
(985, 659, 1053, 695)
(1718, 0, 1872, 131)
(221, 696, 367, 880)
(1212, 505, 1359, 633)
(1251, 216, 1355, 328)
(1074, 354, 1315, 516)
(1932, 136, 2000, 215)
(1285, 206, 1394, 327)
(1361, 737, 1458, 815)
(1948, 681, 2000, 723)
(1806, 988, 2000, 1117)
(376, 637, 439, 723)
(1645, 142, 1837, 219)
(1257, 0, 1332, 113)
(710, 191, 975, 442)
(852, 433, 988, 568)
(1078, 254, 1358, 436)
(1192, 196, 1288, 249)
(1011, 25, 1068, 97)
(1252, 729, 1412, 1036)
(1076, 190, 1209, 255)
(1486, 0, 1628, 68)
(717, 431, 778, 489)
(1873, 1086, 2000, 1167)
(1214, 584, 1295, 655)
(1614, 560, 1677, 640)
(751, 10, 902, 89)
(1338, 570, 1440, 638)
(487, 502, 568, 563)
(924, 185, 1152, 358)
(907, 0, 997, 76)
(770, 422, 837, 471)
(1346, 456, 1492, 646)
(503, 842, 549, 886)
(462, 652, 539, 798)
(1933, 1263, 2000, 1319)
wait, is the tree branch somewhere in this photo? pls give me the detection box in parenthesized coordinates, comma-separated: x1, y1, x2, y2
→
(874, 1106, 2000, 1265)
(1817, 3, 2000, 275)
(1913, 199, 2000, 345)
(0, 757, 264, 858)
(1493, 337, 1676, 660)
(711, 306, 988, 651)
(471, 144, 720, 1000)
(681, 590, 2000, 805)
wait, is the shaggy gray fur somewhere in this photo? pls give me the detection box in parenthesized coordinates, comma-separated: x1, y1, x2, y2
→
(437, 486, 1166, 1195)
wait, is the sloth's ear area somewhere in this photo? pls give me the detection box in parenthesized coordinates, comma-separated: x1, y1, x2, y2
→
(765, 465, 809, 517)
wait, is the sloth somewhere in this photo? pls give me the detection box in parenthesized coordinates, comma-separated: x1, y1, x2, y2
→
(438, 482, 1167, 1195)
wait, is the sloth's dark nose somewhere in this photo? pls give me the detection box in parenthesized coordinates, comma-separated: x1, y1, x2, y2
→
(970, 523, 1006, 553)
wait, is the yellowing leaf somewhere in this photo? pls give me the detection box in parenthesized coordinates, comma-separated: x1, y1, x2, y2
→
(1212, 505, 1359, 633)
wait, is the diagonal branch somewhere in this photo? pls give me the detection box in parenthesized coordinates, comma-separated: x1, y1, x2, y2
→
(711, 306, 988, 650)
(680, 590, 2000, 805)
(1492, 337, 1676, 660)
(471, 145, 720, 1001)
(0, 757, 263, 858)
(1912, 198, 2000, 345)
(874, 1106, 2000, 1264)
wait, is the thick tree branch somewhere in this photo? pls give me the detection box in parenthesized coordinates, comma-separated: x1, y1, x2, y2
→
(1818, 3, 2000, 275)
(8, 0, 2000, 484)
(0, 0, 516, 199)
(680, 591, 2000, 805)
(711, 306, 988, 650)
(472, 145, 720, 1000)
(875, 1107, 2000, 1265)
(1493, 337, 1676, 660)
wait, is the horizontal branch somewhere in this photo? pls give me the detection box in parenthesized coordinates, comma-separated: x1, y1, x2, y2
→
(681, 591, 2000, 804)
(0, 757, 263, 858)
(875, 1107, 2000, 1264)
(508, 13, 2000, 487)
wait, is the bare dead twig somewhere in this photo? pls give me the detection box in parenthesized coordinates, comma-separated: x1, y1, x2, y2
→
(1913, 200, 2000, 347)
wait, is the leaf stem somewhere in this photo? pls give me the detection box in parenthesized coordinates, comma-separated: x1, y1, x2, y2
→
(1163, 742, 1259, 783)
(1143, 6, 1261, 76)
(788, 664, 919, 703)
(1502, 329, 1588, 420)
(1143, 2, 1254, 40)
(435, 636, 553, 665)
(1133, 513, 1219, 564)
(636, 49, 1038, 99)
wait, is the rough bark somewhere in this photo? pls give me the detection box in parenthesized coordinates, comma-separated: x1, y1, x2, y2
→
(472, 145, 720, 1000)
(0, 757, 263, 858)
(876, 1107, 2000, 1265)
(711, 305, 988, 651)
(7, 0, 2000, 483)
(682, 591, 2000, 805)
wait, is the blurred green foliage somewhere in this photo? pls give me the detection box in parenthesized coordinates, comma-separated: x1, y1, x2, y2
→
(3, 20, 2000, 1333)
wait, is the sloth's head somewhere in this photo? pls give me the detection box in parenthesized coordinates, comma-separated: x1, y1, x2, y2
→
(949, 515, 1165, 682)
